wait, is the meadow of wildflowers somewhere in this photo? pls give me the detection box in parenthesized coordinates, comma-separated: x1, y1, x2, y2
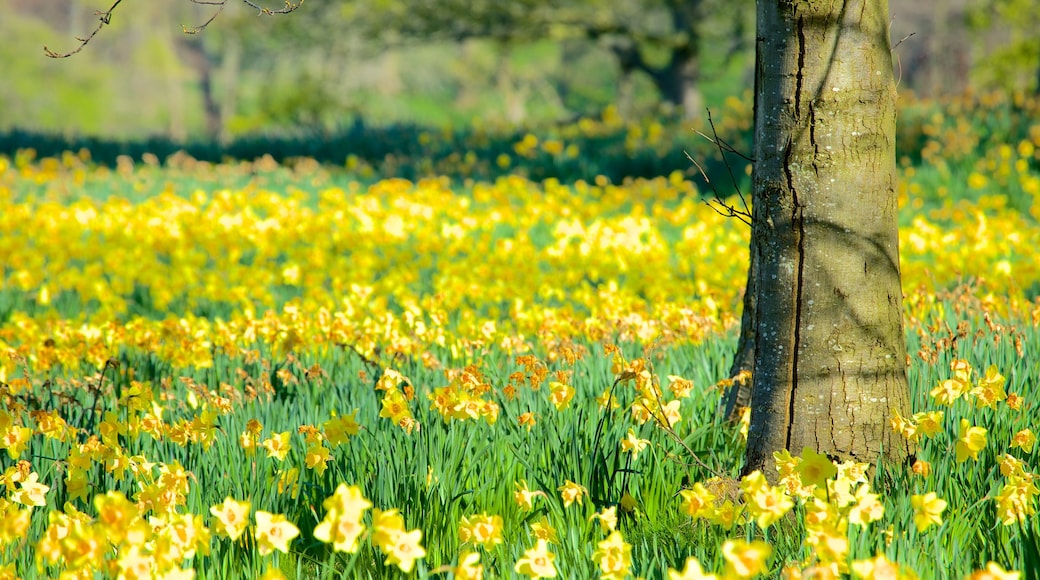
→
(1, 93, 1040, 578)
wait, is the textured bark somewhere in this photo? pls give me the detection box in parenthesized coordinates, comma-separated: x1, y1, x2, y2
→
(744, 0, 914, 477)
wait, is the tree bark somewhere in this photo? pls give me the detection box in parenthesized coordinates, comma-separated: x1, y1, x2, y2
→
(744, 0, 914, 477)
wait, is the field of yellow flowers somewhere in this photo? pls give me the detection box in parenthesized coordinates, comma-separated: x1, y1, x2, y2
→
(1, 99, 1040, 578)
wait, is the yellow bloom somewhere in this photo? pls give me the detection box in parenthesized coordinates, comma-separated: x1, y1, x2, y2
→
(383, 528, 426, 573)
(721, 539, 772, 578)
(1, 426, 32, 459)
(851, 552, 909, 580)
(261, 431, 292, 461)
(679, 483, 716, 520)
(970, 365, 1006, 408)
(955, 419, 988, 463)
(1011, 429, 1036, 453)
(458, 513, 504, 549)
(910, 492, 947, 532)
(591, 530, 633, 580)
(514, 479, 546, 511)
(454, 551, 484, 580)
(210, 497, 251, 541)
(590, 506, 618, 533)
(995, 479, 1039, 525)
(323, 411, 361, 446)
(11, 472, 49, 507)
(912, 411, 943, 438)
(964, 562, 1020, 580)
(668, 556, 719, 580)
(620, 429, 651, 460)
(254, 511, 300, 555)
(930, 378, 968, 406)
(848, 484, 885, 526)
(530, 516, 558, 543)
(371, 508, 406, 550)
(951, 359, 973, 383)
(305, 443, 331, 475)
(548, 381, 575, 411)
(741, 471, 793, 529)
(797, 447, 838, 488)
(514, 538, 557, 579)
(912, 459, 932, 478)
(558, 480, 588, 508)
(313, 484, 370, 553)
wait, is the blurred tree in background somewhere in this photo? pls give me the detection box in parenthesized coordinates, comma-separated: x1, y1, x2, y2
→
(2, 0, 1034, 140)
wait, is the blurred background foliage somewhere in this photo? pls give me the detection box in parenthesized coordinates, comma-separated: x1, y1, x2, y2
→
(1, 0, 1038, 168)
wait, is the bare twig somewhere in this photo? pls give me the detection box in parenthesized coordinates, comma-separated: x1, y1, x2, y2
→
(687, 107, 753, 226)
(44, 0, 125, 58)
(45, 0, 304, 57)
(892, 31, 915, 51)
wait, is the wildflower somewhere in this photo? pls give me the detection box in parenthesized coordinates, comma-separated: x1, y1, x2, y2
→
(910, 492, 947, 532)
(596, 389, 620, 409)
(514, 539, 557, 579)
(741, 471, 794, 529)
(371, 508, 406, 550)
(514, 480, 546, 511)
(305, 443, 331, 475)
(11, 472, 49, 507)
(210, 497, 251, 541)
(668, 556, 719, 580)
(591, 531, 633, 580)
(951, 359, 973, 383)
(558, 480, 588, 508)
(590, 506, 618, 533)
(261, 431, 292, 461)
(311, 484, 369, 553)
(659, 400, 683, 428)
(797, 448, 837, 489)
(620, 429, 650, 460)
(383, 528, 426, 573)
(955, 419, 988, 463)
(912, 459, 932, 478)
(679, 483, 716, 520)
(530, 516, 558, 543)
(930, 378, 968, 406)
(721, 539, 772, 578)
(454, 551, 484, 580)
(995, 478, 1039, 525)
(971, 365, 1007, 407)
(548, 381, 575, 411)
(965, 562, 1020, 580)
(668, 375, 694, 399)
(458, 513, 503, 549)
(850, 553, 906, 580)
(912, 411, 944, 438)
(1006, 393, 1024, 410)
(848, 484, 885, 526)
(890, 411, 918, 442)
(323, 410, 361, 446)
(1011, 429, 1036, 453)
(254, 511, 300, 555)
(518, 412, 537, 431)
(1, 426, 32, 459)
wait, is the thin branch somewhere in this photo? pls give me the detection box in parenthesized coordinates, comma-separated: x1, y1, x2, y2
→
(687, 107, 753, 225)
(44, 0, 124, 58)
(892, 31, 915, 51)
(45, 0, 304, 57)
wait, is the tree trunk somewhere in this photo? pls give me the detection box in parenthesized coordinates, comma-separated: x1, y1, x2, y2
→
(654, 0, 704, 120)
(654, 48, 703, 120)
(722, 244, 756, 421)
(744, 0, 914, 477)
